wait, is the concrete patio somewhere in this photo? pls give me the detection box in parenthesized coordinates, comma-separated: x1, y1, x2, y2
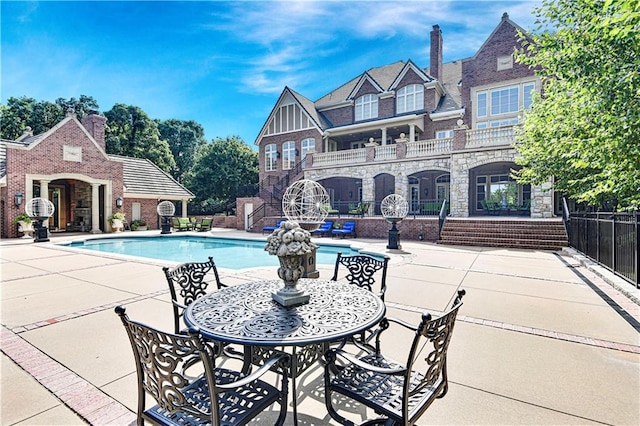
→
(1, 228, 639, 425)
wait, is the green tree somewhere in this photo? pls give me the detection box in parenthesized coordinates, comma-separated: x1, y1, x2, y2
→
(0, 95, 99, 140)
(184, 136, 258, 211)
(514, 0, 640, 210)
(157, 119, 207, 183)
(104, 104, 176, 173)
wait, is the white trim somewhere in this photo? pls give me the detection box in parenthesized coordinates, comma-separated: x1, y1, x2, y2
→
(429, 108, 465, 121)
(324, 113, 425, 136)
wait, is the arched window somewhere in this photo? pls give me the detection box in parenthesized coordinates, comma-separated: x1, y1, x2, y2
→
(282, 141, 295, 170)
(355, 94, 378, 121)
(397, 84, 424, 114)
(265, 144, 277, 171)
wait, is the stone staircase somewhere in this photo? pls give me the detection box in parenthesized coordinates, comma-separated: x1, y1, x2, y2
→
(439, 218, 568, 250)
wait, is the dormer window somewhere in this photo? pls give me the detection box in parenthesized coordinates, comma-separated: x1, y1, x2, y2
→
(396, 84, 424, 114)
(355, 94, 378, 121)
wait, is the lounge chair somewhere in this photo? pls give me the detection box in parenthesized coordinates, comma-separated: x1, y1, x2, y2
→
(262, 219, 285, 234)
(311, 221, 333, 237)
(194, 217, 213, 232)
(172, 217, 192, 231)
(331, 221, 356, 238)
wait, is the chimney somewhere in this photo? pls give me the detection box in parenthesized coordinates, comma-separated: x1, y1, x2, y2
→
(16, 126, 33, 142)
(81, 110, 107, 151)
(430, 24, 443, 81)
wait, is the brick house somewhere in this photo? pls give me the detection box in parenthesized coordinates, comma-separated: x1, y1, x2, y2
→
(0, 110, 194, 238)
(249, 13, 556, 230)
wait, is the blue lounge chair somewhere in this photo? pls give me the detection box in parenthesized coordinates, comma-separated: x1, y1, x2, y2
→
(311, 221, 333, 237)
(332, 221, 356, 238)
(262, 219, 285, 234)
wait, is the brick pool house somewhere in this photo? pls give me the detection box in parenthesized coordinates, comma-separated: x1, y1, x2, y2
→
(0, 110, 193, 239)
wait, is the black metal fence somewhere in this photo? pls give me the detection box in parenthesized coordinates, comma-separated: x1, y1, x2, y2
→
(567, 212, 639, 288)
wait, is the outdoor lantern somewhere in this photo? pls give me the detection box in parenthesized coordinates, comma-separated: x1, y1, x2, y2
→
(14, 192, 23, 207)
(116, 196, 123, 208)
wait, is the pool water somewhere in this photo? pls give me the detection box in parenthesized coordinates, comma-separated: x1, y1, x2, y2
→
(62, 235, 363, 270)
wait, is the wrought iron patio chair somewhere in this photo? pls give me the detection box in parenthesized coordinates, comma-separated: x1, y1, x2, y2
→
(323, 289, 466, 426)
(331, 252, 389, 301)
(330, 252, 390, 351)
(115, 305, 289, 426)
(163, 256, 243, 361)
(163, 256, 227, 335)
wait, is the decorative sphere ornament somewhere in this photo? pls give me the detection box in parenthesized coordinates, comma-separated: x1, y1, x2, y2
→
(157, 200, 176, 217)
(25, 197, 55, 219)
(381, 194, 408, 220)
(282, 179, 330, 230)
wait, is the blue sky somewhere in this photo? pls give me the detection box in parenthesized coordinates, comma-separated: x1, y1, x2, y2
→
(1, 0, 542, 145)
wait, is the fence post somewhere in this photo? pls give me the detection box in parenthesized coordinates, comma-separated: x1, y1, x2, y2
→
(634, 213, 640, 288)
(596, 213, 600, 263)
(611, 213, 616, 277)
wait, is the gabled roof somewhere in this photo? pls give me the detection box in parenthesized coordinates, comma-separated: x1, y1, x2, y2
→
(110, 155, 194, 199)
(389, 60, 434, 90)
(346, 71, 385, 100)
(254, 86, 325, 144)
(22, 116, 112, 161)
(468, 12, 529, 61)
(315, 61, 406, 109)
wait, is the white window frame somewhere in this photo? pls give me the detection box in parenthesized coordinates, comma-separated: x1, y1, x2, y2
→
(523, 82, 535, 110)
(396, 84, 424, 114)
(490, 85, 519, 116)
(265, 144, 277, 171)
(282, 141, 295, 170)
(355, 94, 378, 121)
(436, 129, 454, 139)
(300, 138, 315, 167)
(477, 92, 487, 117)
(475, 81, 537, 129)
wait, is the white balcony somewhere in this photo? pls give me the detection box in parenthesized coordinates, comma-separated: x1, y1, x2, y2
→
(466, 126, 515, 148)
(406, 138, 453, 157)
(312, 148, 367, 167)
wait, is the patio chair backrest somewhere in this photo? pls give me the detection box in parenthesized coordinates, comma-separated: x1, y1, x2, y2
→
(331, 252, 390, 300)
(196, 217, 213, 231)
(404, 289, 466, 403)
(115, 305, 218, 425)
(343, 221, 355, 231)
(163, 256, 225, 334)
(323, 289, 466, 425)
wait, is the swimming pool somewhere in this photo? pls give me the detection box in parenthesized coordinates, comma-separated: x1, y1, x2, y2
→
(60, 235, 364, 270)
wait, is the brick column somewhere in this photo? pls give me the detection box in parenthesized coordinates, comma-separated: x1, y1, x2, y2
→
(453, 125, 467, 151)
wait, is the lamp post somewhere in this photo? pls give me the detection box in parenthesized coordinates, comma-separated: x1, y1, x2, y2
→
(25, 197, 55, 243)
(381, 194, 408, 250)
(157, 201, 175, 234)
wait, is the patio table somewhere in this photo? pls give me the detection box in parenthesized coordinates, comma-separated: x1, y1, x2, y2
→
(184, 278, 385, 424)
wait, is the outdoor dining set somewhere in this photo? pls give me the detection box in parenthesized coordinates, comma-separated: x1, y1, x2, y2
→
(116, 241, 466, 425)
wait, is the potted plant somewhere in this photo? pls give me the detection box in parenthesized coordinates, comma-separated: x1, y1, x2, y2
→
(131, 219, 148, 231)
(108, 212, 126, 232)
(13, 213, 34, 238)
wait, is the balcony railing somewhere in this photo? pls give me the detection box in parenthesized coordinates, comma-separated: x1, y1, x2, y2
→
(310, 126, 516, 168)
(374, 144, 396, 160)
(466, 126, 515, 148)
(312, 148, 367, 167)
(406, 138, 453, 157)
